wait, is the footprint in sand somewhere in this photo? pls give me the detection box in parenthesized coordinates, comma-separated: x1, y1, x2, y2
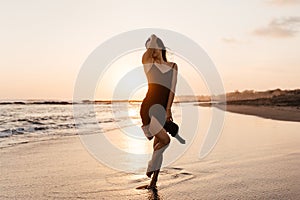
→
(105, 167, 194, 190)
(136, 167, 194, 190)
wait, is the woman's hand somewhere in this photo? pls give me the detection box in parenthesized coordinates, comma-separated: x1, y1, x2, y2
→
(166, 108, 173, 121)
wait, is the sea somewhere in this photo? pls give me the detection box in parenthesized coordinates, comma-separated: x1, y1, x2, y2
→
(0, 100, 190, 149)
(0, 100, 137, 148)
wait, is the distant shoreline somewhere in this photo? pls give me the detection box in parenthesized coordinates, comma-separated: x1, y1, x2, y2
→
(1, 88, 300, 122)
(214, 104, 300, 122)
(198, 88, 300, 122)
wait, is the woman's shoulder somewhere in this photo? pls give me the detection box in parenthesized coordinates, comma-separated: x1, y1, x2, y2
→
(168, 62, 178, 70)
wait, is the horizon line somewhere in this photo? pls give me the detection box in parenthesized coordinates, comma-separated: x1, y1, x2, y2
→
(0, 88, 298, 102)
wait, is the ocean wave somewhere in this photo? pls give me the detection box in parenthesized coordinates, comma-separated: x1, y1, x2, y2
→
(0, 128, 25, 138)
(16, 119, 45, 125)
(0, 119, 120, 139)
(0, 102, 144, 148)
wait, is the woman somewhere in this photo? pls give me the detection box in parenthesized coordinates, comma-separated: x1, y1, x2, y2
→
(140, 34, 178, 188)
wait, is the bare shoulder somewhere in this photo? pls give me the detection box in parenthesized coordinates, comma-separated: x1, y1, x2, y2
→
(169, 62, 178, 70)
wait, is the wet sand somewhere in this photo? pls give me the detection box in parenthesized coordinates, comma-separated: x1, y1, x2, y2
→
(1, 110, 300, 199)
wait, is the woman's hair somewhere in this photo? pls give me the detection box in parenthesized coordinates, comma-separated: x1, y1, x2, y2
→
(145, 37, 168, 62)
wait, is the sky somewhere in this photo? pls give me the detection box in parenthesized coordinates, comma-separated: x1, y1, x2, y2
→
(0, 0, 299, 100)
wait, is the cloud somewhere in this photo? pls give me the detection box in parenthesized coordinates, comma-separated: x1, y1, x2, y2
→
(253, 16, 300, 38)
(221, 37, 240, 44)
(221, 37, 252, 45)
(266, 0, 300, 5)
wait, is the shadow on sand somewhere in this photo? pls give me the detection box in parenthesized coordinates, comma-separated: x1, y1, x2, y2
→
(136, 185, 163, 200)
(147, 187, 162, 200)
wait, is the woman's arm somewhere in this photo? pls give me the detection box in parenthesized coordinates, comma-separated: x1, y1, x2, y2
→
(142, 48, 155, 74)
(142, 34, 158, 64)
(142, 48, 154, 64)
(166, 63, 178, 121)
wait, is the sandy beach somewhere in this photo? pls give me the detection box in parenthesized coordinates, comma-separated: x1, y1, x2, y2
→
(217, 104, 300, 122)
(1, 107, 300, 200)
(1, 0, 300, 199)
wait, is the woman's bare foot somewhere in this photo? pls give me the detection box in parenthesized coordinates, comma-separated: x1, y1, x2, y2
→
(148, 179, 157, 189)
(148, 170, 159, 188)
(146, 184, 157, 190)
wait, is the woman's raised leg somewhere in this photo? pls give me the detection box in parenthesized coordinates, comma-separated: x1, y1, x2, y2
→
(153, 128, 170, 151)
